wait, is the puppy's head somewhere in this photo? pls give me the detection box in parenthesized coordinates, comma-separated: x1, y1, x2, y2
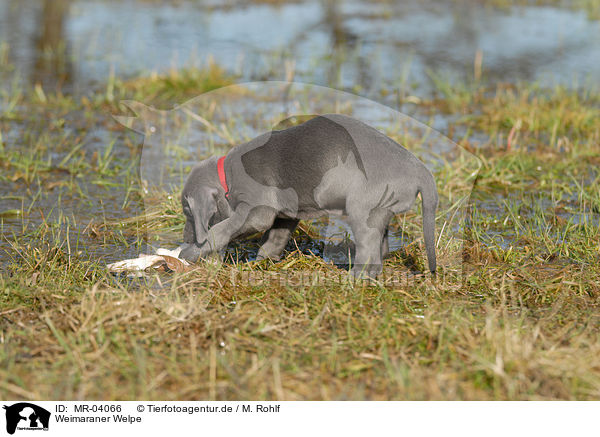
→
(181, 158, 231, 248)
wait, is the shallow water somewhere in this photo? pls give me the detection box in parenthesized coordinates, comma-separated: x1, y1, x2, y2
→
(1, 0, 599, 97)
(1, 0, 599, 269)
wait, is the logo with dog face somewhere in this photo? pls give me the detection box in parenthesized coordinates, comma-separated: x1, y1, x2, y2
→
(2, 403, 50, 435)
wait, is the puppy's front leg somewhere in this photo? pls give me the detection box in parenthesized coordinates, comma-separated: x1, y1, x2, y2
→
(257, 218, 299, 261)
(179, 204, 251, 262)
(198, 203, 253, 257)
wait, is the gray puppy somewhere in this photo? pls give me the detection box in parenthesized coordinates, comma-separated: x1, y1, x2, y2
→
(179, 114, 438, 277)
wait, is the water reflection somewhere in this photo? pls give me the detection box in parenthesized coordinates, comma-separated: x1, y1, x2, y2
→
(32, 0, 72, 89)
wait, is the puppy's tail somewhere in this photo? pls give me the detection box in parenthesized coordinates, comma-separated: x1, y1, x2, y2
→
(419, 172, 439, 274)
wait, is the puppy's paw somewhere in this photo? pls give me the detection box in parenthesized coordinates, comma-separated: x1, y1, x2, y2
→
(179, 244, 202, 263)
(256, 250, 282, 262)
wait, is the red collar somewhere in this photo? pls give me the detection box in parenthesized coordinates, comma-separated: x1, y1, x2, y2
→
(217, 156, 229, 198)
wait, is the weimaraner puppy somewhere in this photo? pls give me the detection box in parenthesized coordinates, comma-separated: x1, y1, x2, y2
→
(178, 114, 438, 277)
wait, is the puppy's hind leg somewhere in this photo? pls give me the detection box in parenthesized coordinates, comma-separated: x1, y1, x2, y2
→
(348, 208, 392, 279)
(257, 218, 299, 261)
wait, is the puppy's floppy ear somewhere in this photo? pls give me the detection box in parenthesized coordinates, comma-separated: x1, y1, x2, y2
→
(186, 188, 218, 246)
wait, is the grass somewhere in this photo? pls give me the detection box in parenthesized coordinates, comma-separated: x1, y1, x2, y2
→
(110, 60, 235, 108)
(475, 0, 600, 20)
(2, 251, 599, 400)
(1, 53, 600, 400)
(423, 79, 600, 150)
